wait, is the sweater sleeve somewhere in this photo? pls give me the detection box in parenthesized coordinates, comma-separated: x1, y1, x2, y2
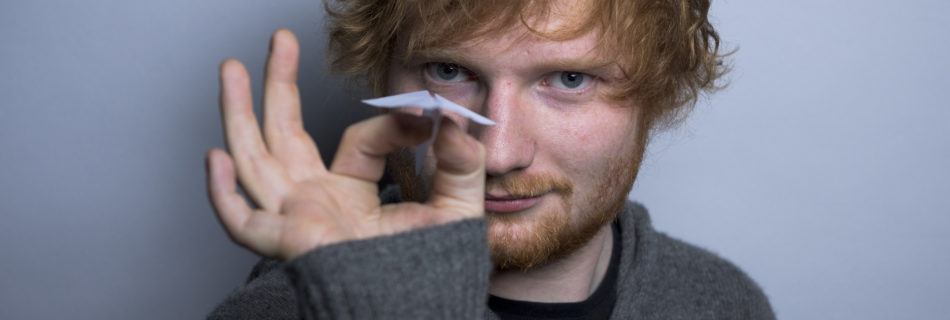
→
(208, 218, 492, 319)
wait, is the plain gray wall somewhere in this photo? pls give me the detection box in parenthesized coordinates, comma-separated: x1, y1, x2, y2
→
(1, 0, 947, 319)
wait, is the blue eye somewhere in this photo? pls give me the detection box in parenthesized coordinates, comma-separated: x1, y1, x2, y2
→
(425, 63, 475, 82)
(543, 71, 592, 91)
(559, 72, 585, 89)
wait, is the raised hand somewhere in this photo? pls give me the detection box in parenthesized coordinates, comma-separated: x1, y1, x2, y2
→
(205, 29, 486, 261)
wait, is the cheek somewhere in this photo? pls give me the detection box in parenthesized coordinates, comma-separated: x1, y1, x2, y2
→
(544, 110, 640, 189)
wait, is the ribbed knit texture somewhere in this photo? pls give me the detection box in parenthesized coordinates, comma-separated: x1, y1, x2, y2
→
(609, 202, 775, 320)
(208, 219, 491, 320)
(208, 201, 775, 319)
(288, 218, 491, 319)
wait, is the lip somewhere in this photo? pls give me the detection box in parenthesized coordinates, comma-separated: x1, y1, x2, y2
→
(484, 195, 544, 213)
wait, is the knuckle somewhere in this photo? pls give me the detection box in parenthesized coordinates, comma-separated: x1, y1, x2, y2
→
(341, 120, 377, 148)
(340, 123, 362, 142)
(233, 150, 262, 169)
(287, 125, 310, 142)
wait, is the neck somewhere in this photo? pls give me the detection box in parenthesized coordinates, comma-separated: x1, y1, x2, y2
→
(488, 223, 614, 303)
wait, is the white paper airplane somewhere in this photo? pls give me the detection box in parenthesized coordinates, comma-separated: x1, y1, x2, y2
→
(362, 90, 495, 173)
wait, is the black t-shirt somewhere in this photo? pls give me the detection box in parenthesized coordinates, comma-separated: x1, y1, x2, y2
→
(488, 222, 622, 320)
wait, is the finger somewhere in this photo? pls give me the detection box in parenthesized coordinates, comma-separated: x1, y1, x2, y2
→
(262, 29, 325, 181)
(207, 149, 252, 240)
(219, 59, 290, 210)
(330, 113, 433, 182)
(427, 119, 486, 218)
(206, 148, 282, 256)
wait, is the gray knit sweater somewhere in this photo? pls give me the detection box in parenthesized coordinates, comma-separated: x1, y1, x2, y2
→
(208, 201, 775, 319)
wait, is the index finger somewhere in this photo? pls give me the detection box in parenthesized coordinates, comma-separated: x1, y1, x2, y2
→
(329, 113, 433, 182)
(220, 59, 268, 159)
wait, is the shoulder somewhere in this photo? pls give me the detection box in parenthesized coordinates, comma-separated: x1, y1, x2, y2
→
(614, 202, 775, 320)
(650, 231, 772, 310)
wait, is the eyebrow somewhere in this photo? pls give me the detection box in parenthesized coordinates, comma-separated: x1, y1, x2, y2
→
(405, 48, 470, 66)
(407, 48, 627, 81)
(537, 57, 626, 80)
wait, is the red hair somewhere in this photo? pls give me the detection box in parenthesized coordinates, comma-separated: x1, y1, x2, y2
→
(325, 0, 727, 128)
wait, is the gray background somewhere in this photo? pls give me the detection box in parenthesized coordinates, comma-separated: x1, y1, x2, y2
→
(0, 0, 946, 319)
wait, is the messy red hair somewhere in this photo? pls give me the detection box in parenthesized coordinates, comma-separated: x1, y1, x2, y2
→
(324, 0, 727, 128)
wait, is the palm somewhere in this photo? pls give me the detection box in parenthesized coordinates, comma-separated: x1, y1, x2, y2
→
(206, 29, 485, 260)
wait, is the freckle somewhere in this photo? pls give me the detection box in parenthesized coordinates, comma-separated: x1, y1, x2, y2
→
(572, 130, 591, 143)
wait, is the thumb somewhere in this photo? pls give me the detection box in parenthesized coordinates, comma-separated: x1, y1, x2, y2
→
(427, 118, 485, 219)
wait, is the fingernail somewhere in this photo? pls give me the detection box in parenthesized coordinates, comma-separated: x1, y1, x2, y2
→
(395, 113, 433, 131)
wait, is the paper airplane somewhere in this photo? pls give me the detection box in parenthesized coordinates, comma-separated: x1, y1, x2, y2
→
(362, 90, 495, 173)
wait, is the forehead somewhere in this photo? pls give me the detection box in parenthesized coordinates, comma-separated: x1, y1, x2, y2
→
(407, 26, 620, 80)
(396, 0, 613, 68)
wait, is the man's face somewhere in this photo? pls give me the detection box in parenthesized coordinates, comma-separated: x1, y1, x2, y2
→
(386, 9, 647, 269)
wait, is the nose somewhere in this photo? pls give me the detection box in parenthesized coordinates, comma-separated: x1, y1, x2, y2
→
(473, 84, 535, 177)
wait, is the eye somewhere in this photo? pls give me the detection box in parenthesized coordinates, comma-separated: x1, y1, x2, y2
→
(424, 62, 476, 82)
(543, 71, 592, 91)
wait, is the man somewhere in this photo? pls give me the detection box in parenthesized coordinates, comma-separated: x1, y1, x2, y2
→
(207, 0, 775, 318)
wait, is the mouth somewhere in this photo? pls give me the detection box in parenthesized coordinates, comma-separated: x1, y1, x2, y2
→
(484, 193, 546, 213)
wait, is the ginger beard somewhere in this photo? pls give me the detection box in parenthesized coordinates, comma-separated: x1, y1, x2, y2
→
(387, 129, 645, 270)
(382, 21, 653, 269)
